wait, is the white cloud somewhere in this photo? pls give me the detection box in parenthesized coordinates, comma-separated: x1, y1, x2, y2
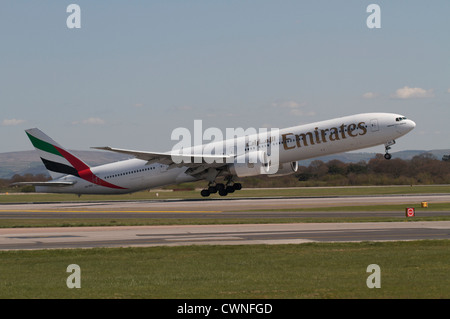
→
(2, 119, 26, 126)
(391, 86, 434, 99)
(72, 117, 105, 125)
(272, 100, 302, 109)
(289, 109, 316, 116)
(177, 105, 192, 111)
(362, 92, 378, 99)
(271, 100, 314, 116)
(83, 117, 105, 125)
(168, 105, 193, 113)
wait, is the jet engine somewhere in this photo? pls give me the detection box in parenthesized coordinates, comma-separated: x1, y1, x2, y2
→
(267, 161, 298, 177)
(228, 151, 269, 177)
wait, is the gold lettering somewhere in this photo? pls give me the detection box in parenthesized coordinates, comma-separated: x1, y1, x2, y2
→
(348, 123, 357, 137)
(282, 133, 295, 150)
(339, 124, 347, 139)
(314, 127, 321, 144)
(280, 122, 366, 153)
(321, 129, 329, 143)
(295, 132, 315, 147)
(358, 122, 367, 135)
(329, 127, 340, 141)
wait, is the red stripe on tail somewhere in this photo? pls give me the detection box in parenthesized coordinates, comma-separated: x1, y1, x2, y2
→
(54, 146, 127, 190)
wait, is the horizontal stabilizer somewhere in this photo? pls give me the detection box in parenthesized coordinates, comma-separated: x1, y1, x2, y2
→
(10, 181, 75, 187)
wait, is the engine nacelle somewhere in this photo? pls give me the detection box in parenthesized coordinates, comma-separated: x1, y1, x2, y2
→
(228, 151, 269, 177)
(267, 161, 299, 177)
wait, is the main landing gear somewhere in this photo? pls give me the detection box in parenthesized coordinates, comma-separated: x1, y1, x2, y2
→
(384, 140, 396, 160)
(200, 179, 242, 197)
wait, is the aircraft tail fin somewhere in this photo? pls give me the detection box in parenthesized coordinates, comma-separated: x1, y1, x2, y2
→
(25, 128, 91, 179)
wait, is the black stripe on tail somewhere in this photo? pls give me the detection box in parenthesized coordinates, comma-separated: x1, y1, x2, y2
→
(41, 158, 80, 177)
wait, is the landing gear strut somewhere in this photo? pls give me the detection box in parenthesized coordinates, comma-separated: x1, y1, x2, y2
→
(384, 140, 395, 160)
(200, 179, 242, 197)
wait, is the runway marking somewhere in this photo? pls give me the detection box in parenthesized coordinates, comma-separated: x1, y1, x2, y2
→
(0, 210, 223, 214)
(7, 235, 82, 239)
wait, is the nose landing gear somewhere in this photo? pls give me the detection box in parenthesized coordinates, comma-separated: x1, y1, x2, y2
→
(384, 140, 396, 160)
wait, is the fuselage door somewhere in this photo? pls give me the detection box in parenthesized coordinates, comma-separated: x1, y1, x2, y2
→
(370, 119, 379, 132)
(228, 143, 237, 156)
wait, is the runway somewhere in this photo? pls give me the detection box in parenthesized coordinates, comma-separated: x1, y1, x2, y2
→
(0, 194, 449, 250)
(1, 194, 450, 219)
(1, 222, 450, 250)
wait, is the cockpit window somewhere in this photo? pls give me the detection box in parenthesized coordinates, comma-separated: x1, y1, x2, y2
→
(395, 116, 407, 122)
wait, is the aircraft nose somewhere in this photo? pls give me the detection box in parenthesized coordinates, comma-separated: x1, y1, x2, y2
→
(408, 119, 416, 130)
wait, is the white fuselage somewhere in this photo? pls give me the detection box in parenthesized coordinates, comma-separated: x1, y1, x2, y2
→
(36, 113, 416, 194)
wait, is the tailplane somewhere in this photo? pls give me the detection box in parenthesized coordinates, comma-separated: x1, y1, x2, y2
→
(25, 128, 91, 179)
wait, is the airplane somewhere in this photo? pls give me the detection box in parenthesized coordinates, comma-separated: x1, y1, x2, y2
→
(17, 112, 415, 197)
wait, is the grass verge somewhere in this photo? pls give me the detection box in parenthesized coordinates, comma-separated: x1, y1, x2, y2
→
(0, 241, 449, 298)
(1, 216, 450, 228)
(1, 202, 449, 228)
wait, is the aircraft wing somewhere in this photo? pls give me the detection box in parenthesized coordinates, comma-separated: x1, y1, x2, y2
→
(10, 181, 75, 187)
(92, 146, 233, 170)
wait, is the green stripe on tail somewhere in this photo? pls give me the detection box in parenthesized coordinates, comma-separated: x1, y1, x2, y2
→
(26, 132, 62, 157)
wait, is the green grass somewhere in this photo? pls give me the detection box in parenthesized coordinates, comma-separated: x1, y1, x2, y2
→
(1, 214, 450, 229)
(1, 186, 449, 299)
(253, 202, 450, 213)
(1, 241, 449, 298)
(1, 202, 449, 228)
(1, 185, 450, 203)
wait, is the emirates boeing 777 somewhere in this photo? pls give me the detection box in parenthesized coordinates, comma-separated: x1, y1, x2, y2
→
(18, 113, 415, 197)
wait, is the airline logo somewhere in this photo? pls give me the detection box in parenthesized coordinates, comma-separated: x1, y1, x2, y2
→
(26, 130, 126, 190)
(281, 122, 368, 150)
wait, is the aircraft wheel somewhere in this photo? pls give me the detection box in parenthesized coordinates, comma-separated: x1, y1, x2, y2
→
(233, 183, 242, 190)
(208, 186, 217, 193)
(226, 186, 235, 193)
(216, 183, 225, 191)
(200, 189, 210, 197)
(218, 189, 228, 196)
(384, 153, 392, 160)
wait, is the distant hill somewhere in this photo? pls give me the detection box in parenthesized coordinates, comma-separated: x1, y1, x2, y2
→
(294, 149, 450, 166)
(0, 149, 449, 179)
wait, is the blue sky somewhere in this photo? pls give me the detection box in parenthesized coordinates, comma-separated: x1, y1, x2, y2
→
(1, 1, 449, 153)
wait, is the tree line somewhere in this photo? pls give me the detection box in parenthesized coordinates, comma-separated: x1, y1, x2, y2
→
(242, 153, 450, 187)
